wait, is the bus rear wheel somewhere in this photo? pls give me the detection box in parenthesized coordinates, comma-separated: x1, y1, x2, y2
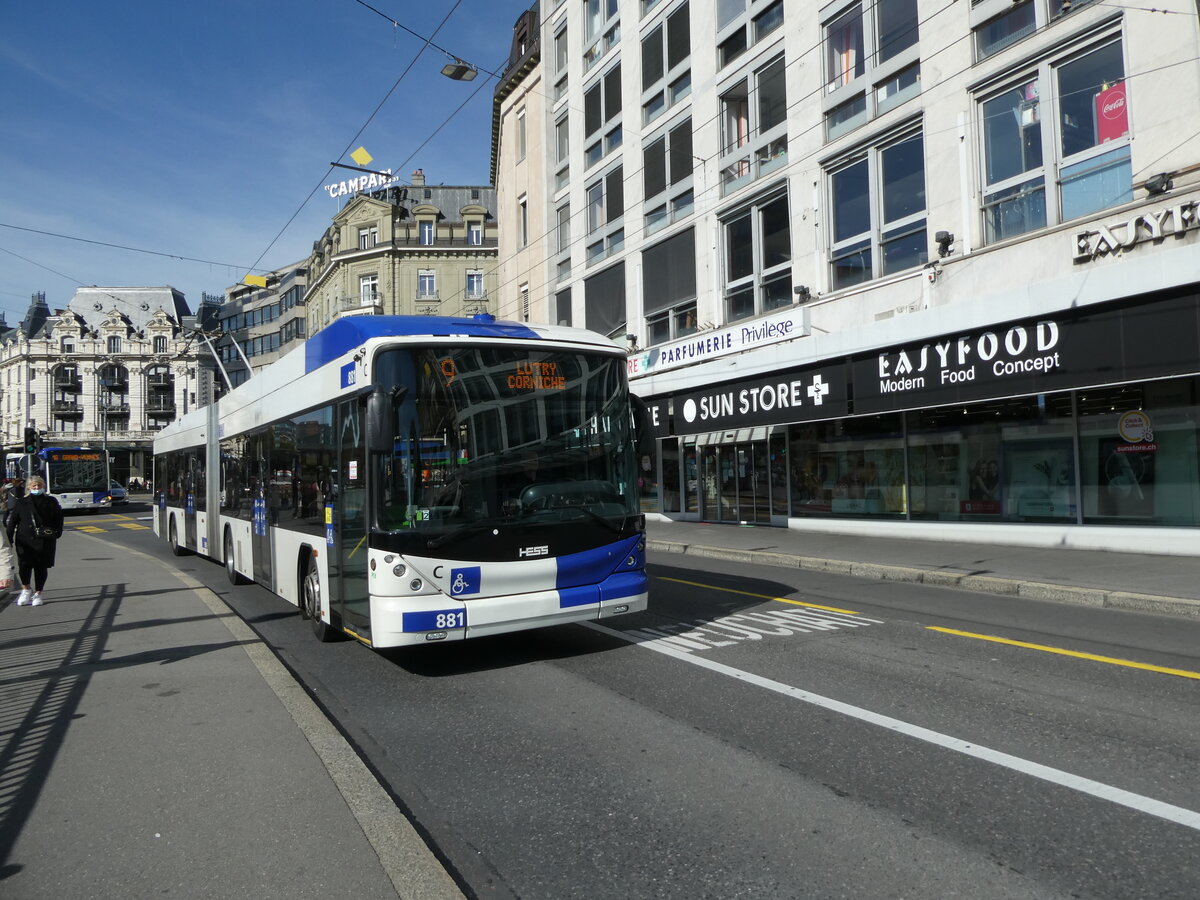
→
(302, 557, 336, 643)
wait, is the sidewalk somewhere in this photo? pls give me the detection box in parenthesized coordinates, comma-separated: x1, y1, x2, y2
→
(646, 519, 1200, 619)
(0, 532, 462, 900)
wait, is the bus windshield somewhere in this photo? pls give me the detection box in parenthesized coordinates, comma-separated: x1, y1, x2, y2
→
(46, 450, 107, 493)
(372, 346, 639, 553)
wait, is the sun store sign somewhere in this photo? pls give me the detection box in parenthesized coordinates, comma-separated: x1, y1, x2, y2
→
(1074, 199, 1198, 261)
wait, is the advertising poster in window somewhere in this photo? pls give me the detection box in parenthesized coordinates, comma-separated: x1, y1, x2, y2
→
(1098, 438, 1156, 518)
(1005, 441, 1076, 520)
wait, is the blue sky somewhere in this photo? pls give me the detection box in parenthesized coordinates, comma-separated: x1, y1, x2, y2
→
(0, 0, 525, 324)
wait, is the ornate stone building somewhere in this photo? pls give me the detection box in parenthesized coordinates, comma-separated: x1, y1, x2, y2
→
(304, 169, 499, 335)
(0, 287, 217, 485)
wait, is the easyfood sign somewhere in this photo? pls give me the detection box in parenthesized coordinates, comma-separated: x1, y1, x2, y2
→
(628, 307, 810, 379)
(1075, 200, 1199, 261)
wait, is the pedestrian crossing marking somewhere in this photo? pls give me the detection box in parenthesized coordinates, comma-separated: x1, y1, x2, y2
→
(118, 523, 149, 530)
(76, 526, 105, 533)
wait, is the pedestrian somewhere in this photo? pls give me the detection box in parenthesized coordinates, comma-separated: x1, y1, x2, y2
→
(7, 475, 64, 607)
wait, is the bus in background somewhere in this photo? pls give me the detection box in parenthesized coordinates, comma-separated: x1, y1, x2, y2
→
(5, 447, 113, 511)
(153, 314, 648, 649)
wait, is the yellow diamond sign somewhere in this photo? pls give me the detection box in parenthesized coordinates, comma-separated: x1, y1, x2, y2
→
(243, 274, 268, 287)
(350, 147, 374, 167)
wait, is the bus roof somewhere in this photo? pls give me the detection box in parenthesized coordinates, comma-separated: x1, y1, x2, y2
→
(303, 314, 619, 375)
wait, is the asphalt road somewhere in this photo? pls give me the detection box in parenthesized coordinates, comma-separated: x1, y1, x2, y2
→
(103, 512, 1200, 899)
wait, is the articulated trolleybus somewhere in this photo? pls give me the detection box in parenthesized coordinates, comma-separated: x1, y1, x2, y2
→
(153, 315, 648, 648)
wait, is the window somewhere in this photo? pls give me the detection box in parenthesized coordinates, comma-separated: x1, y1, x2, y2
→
(358, 226, 378, 249)
(418, 271, 437, 299)
(584, 63, 623, 165)
(467, 271, 484, 299)
(519, 197, 529, 248)
(722, 193, 791, 322)
(360, 274, 379, 304)
(107, 336, 121, 355)
(556, 116, 570, 166)
(643, 116, 695, 234)
(829, 130, 927, 289)
(153, 336, 168, 354)
(60, 336, 74, 353)
(585, 165, 625, 263)
(823, 0, 920, 139)
(717, 0, 783, 69)
(517, 109, 527, 161)
(419, 220, 434, 245)
(719, 55, 788, 195)
(584, 0, 620, 71)
(584, 261, 626, 339)
(557, 203, 571, 254)
(643, 227, 698, 344)
(980, 39, 1131, 244)
(555, 287, 572, 326)
(975, 1, 1035, 60)
(641, 3, 691, 125)
(467, 222, 482, 246)
(520, 284, 530, 321)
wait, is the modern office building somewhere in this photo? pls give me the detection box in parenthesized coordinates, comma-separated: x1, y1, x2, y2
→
(0, 287, 218, 485)
(303, 170, 499, 335)
(218, 263, 308, 388)
(496, 0, 1200, 553)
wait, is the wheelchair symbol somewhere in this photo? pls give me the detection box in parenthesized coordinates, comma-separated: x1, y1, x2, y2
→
(452, 572, 467, 594)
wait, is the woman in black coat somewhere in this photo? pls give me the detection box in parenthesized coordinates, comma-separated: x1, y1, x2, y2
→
(7, 475, 64, 607)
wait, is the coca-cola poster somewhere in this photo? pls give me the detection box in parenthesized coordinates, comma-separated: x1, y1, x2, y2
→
(1095, 82, 1128, 143)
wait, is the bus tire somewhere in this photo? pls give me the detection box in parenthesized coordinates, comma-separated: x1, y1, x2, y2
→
(302, 555, 336, 643)
(224, 529, 248, 585)
(169, 518, 188, 556)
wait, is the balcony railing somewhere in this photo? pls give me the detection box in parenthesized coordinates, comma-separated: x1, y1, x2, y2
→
(52, 400, 83, 417)
(146, 399, 176, 415)
(100, 401, 131, 414)
(53, 377, 81, 391)
(339, 294, 383, 315)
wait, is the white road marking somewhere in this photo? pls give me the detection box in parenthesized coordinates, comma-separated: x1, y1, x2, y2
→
(586, 621, 1200, 833)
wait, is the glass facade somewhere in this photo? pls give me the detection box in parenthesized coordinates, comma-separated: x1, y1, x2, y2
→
(654, 376, 1200, 528)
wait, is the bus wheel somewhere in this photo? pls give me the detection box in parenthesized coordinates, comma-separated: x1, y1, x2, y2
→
(224, 530, 248, 585)
(169, 519, 187, 557)
(302, 557, 336, 643)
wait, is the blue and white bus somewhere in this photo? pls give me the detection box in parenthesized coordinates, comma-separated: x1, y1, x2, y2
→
(152, 315, 648, 648)
(7, 447, 113, 512)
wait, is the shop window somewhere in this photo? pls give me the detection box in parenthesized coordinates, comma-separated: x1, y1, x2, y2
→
(719, 55, 788, 195)
(980, 38, 1131, 243)
(823, 0, 920, 140)
(788, 415, 906, 518)
(829, 128, 927, 290)
(721, 192, 791, 323)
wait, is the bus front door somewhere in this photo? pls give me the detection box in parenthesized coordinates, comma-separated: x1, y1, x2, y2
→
(335, 399, 370, 640)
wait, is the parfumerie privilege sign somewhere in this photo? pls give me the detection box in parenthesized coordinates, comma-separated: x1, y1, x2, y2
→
(854, 288, 1200, 414)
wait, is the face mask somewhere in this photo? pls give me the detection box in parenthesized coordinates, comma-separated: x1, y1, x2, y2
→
(30, 489, 43, 496)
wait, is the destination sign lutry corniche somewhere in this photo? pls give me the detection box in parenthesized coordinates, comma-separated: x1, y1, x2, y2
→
(853, 289, 1200, 413)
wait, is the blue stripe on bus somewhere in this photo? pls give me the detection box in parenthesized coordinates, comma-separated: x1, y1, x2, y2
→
(600, 571, 647, 603)
(559, 585, 600, 608)
(555, 535, 643, 589)
(305, 315, 543, 374)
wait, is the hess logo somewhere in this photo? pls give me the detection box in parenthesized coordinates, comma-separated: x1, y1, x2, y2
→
(518, 545, 549, 558)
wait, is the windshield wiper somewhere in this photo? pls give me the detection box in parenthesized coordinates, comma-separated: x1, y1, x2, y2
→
(425, 520, 497, 551)
(531, 504, 624, 534)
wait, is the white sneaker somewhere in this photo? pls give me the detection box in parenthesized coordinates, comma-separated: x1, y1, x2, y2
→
(15, 589, 31, 606)
(30, 592, 43, 606)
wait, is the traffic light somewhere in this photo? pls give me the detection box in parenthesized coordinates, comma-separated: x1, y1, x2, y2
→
(35, 431, 44, 452)
(23, 427, 36, 454)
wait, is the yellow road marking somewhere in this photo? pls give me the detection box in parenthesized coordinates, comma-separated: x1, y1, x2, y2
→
(118, 523, 149, 530)
(77, 526, 105, 533)
(660, 576, 860, 615)
(928, 627, 1200, 680)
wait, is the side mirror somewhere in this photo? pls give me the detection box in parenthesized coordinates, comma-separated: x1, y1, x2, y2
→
(366, 386, 403, 451)
(629, 393, 655, 457)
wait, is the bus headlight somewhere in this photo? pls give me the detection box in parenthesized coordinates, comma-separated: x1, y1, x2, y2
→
(409, 578, 423, 592)
(393, 564, 407, 577)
